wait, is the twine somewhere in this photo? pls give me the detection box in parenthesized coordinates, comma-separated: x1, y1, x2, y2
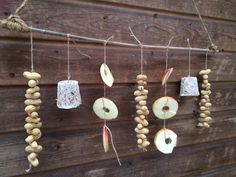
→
(129, 27, 144, 74)
(67, 34, 71, 80)
(187, 38, 192, 76)
(30, 28, 34, 72)
(164, 37, 174, 134)
(205, 50, 209, 69)
(0, 0, 29, 32)
(192, 0, 218, 52)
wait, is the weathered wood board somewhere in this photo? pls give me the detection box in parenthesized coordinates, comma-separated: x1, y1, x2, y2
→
(0, 0, 235, 177)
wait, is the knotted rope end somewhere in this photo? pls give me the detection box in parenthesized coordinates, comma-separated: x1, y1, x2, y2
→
(0, 14, 29, 32)
(208, 43, 219, 53)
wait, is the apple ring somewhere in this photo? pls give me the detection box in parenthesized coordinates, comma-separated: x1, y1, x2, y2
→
(93, 97, 118, 120)
(154, 128, 177, 154)
(100, 64, 114, 87)
(162, 68, 173, 86)
(152, 96, 178, 119)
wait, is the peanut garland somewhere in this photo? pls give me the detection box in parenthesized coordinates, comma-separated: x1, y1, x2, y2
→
(23, 71, 43, 169)
(197, 69, 212, 128)
(134, 74, 150, 149)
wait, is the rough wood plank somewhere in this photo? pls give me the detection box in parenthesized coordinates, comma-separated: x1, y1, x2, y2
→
(17, 140, 236, 177)
(95, 0, 236, 22)
(1, 131, 236, 177)
(183, 163, 236, 177)
(0, 82, 235, 133)
(0, 41, 235, 85)
(0, 1, 235, 51)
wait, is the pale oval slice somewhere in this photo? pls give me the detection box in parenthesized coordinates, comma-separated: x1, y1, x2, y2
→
(100, 64, 114, 87)
(162, 68, 173, 86)
(152, 96, 178, 119)
(154, 128, 177, 154)
(93, 97, 118, 120)
(103, 126, 109, 152)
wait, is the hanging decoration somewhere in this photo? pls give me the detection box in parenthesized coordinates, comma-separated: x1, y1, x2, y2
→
(180, 39, 200, 97)
(129, 27, 150, 150)
(92, 36, 121, 166)
(197, 51, 212, 128)
(57, 34, 82, 109)
(23, 31, 43, 172)
(153, 37, 178, 154)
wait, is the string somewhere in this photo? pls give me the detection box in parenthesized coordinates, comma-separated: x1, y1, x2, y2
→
(67, 34, 71, 80)
(103, 36, 113, 100)
(30, 27, 34, 72)
(72, 40, 91, 59)
(25, 163, 32, 173)
(105, 125, 122, 166)
(102, 36, 121, 165)
(164, 37, 174, 136)
(103, 36, 113, 120)
(187, 38, 191, 76)
(164, 36, 174, 96)
(140, 46, 144, 74)
(205, 50, 209, 69)
(129, 27, 144, 74)
(192, 0, 213, 46)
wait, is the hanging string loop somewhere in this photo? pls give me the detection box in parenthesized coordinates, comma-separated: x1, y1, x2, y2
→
(129, 27, 144, 74)
(104, 125, 122, 166)
(205, 50, 209, 70)
(30, 27, 34, 72)
(187, 38, 192, 77)
(103, 36, 114, 65)
(67, 33, 71, 80)
(192, 0, 218, 52)
(164, 36, 174, 96)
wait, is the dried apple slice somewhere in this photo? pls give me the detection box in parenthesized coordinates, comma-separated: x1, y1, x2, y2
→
(93, 97, 118, 120)
(162, 68, 173, 86)
(154, 128, 177, 154)
(103, 126, 109, 152)
(152, 96, 178, 119)
(100, 63, 114, 87)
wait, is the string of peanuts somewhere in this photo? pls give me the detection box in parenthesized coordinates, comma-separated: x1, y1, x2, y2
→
(134, 74, 150, 149)
(130, 27, 150, 150)
(23, 31, 42, 172)
(23, 71, 43, 171)
(197, 52, 212, 128)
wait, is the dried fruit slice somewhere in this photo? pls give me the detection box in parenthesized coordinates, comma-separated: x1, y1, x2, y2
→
(93, 97, 118, 120)
(100, 63, 114, 87)
(154, 128, 177, 154)
(103, 126, 109, 152)
(162, 68, 173, 86)
(152, 96, 178, 119)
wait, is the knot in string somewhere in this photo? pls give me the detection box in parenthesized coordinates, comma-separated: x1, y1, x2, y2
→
(0, 0, 29, 32)
(1, 14, 29, 32)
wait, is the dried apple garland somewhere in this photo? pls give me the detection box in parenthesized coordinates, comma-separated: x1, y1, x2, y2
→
(93, 36, 121, 166)
(152, 37, 178, 154)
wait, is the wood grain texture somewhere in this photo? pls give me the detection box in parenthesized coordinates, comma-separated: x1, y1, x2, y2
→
(0, 40, 235, 85)
(0, 82, 236, 133)
(0, 0, 235, 52)
(4, 137, 236, 177)
(0, 0, 235, 177)
(184, 164, 236, 177)
(95, 0, 236, 22)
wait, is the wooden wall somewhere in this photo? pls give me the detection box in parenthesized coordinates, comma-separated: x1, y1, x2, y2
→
(0, 0, 236, 176)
